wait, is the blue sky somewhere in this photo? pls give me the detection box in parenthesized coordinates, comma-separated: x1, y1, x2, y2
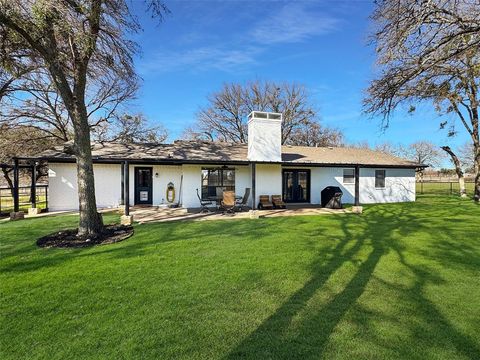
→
(129, 0, 469, 153)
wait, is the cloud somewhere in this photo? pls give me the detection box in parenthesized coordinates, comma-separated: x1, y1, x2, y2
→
(138, 2, 340, 75)
(138, 46, 260, 75)
(250, 3, 339, 44)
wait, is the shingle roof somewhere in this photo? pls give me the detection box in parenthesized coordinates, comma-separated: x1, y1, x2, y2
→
(36, 141, 423, 168)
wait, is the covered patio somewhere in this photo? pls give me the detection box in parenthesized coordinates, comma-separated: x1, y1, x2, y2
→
(130, 204, 351, 224)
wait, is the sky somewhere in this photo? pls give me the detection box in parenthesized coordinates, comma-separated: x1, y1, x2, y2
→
(128, 0, 469, 156)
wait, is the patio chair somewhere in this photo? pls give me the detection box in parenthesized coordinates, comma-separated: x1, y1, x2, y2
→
(196, 188, 213, 213)
(221, 190, 236, 214)
(235, 188, 250, 212)
(271, 195, 286, 209)
(258, 195, 273, 210)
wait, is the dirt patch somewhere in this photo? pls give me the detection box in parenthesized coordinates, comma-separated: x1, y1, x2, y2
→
(37, 224, 133, 248)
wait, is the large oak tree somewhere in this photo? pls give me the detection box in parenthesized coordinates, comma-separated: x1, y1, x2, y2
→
(365, 0, 480, 201)
(0, 0, 168, 236)
(186, 80, 344, 147)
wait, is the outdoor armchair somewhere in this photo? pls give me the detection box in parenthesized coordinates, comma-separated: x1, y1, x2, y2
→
(271, 195, 286, 209)
(221, 190, 236, 214)
(258, 195, 274, 209)
(196, 188, 213, 213)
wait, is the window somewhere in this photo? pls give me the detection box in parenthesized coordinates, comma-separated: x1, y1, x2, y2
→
(201, 168, 235, 199)
(375, 170, 386, 188)
(343, 169, 355, 184)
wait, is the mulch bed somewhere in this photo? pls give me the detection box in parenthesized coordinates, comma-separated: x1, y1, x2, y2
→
(37, 224, 134, 248)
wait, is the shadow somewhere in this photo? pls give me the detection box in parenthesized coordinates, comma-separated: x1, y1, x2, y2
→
(226, 201, 480, 359)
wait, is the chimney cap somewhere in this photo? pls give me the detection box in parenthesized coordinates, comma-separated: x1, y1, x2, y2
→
(248, 111, 282, 121)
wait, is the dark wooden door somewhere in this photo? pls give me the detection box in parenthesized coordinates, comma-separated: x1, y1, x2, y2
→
(134, 167, 153, 205)
(282, 169, 310, 203)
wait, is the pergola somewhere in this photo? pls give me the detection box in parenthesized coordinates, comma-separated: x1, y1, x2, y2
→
(0, 157, 40, 213)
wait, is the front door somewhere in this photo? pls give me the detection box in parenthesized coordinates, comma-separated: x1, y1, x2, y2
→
(282, 169, 310, 203)
(134, 167, 153, 205)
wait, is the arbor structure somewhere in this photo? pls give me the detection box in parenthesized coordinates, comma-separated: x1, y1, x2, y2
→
(0, 1, 168, 235)
(186, 80, 344, 147)
(365, 0, 480, 201)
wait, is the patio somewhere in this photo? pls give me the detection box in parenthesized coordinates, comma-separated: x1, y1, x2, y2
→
(130, 205, 350, 224)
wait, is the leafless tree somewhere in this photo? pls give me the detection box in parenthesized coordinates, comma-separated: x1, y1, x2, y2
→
(285, 122, 344, 147)
(365, 0, 480, 201)
(400, 141, 445, 168)
(441, 146, 467, 196)
(187, 80, 343, 146)
(93, 113, 168, 143)
(0, 1, 168, 236)
(458, 142, 476, 173)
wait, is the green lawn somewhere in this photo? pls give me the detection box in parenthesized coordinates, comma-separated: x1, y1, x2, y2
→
(1, 196, 479, 359)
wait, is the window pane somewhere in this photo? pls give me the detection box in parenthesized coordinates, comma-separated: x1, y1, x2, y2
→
(201, 168, 235, 199)
(343, 169, 355, 184)
(375, 170, 386, 188)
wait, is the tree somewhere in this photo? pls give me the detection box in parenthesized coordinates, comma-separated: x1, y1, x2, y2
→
(441, 146, 467, 197)
(400, 141, 444, 168)
(0, 1, 168, 236)
(93, 113, 168, 143)
(458, 142, 476, 173)
(186, 80, 343, 146)
(365, 0, 480, 201)
(0, 125, 56, 194)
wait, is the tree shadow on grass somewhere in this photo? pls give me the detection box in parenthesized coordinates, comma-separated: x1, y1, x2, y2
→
(226, 204, 480, 359)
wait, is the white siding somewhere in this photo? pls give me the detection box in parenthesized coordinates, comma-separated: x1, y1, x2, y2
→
(254, 164, 282, 206)
(359, 168, 416, 204)
(48, 162, 416, 211)
(48, 163, 121, 211)
(295, 166, 415, 205)
(128, 165, 182, 206)
(181, 165, 202, 208)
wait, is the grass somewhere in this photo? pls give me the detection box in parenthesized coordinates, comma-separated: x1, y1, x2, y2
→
(1, 195, 479, 359)
(416, 181, 476, 196)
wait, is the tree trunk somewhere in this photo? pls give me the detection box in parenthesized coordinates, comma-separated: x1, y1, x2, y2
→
(441, 146, 467, 197)
(72, 100, 103, 237)
(1, 167, 14, 197)
(474, 145, 480, 202)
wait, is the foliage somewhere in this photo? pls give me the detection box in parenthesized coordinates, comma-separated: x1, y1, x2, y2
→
(0, 196, 479, 359)
(365, 0, 480, 201)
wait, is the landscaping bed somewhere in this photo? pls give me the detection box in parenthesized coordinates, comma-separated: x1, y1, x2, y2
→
(36, 224, 133, 248)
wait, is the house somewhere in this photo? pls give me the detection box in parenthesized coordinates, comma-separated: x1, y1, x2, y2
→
(36, 111, 424, 212)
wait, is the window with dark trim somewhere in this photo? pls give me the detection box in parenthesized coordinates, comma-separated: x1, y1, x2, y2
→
(201, 168, 235, 199)
(343, 169, 355, 184)
(375, 170, 386, 188)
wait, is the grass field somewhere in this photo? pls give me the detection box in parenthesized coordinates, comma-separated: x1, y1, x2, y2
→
(1, 195, 479, 359)
(416, 181, 475, 195)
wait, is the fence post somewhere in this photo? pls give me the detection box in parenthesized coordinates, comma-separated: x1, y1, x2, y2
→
(450, 182, 453, 195)
(45, 186, 49, 212)
(13, 158, 19, 212)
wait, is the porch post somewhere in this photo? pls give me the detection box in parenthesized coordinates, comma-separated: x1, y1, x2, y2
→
(120, 162, 125, 205)
(31, 162, 37, 208)
(251, 163, 256, 210)
(124, 161, 130, 216)
(13, 158, 19, 212)
(354, 165, 360, 206)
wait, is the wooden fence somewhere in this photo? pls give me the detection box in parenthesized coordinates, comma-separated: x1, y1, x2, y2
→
(0, 185, 48, 215)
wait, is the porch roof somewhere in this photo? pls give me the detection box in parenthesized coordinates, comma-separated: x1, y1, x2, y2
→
(35, 141, 424, 168)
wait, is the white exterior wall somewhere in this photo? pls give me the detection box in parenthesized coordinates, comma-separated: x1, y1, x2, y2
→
(247, 118, 282, 162)
(359, 168, 416, 204)
(254, 164, 282, 206)
(128, 165, 182, 206)
(48, 162, 416, 211)
(48, 163, 121, 211)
